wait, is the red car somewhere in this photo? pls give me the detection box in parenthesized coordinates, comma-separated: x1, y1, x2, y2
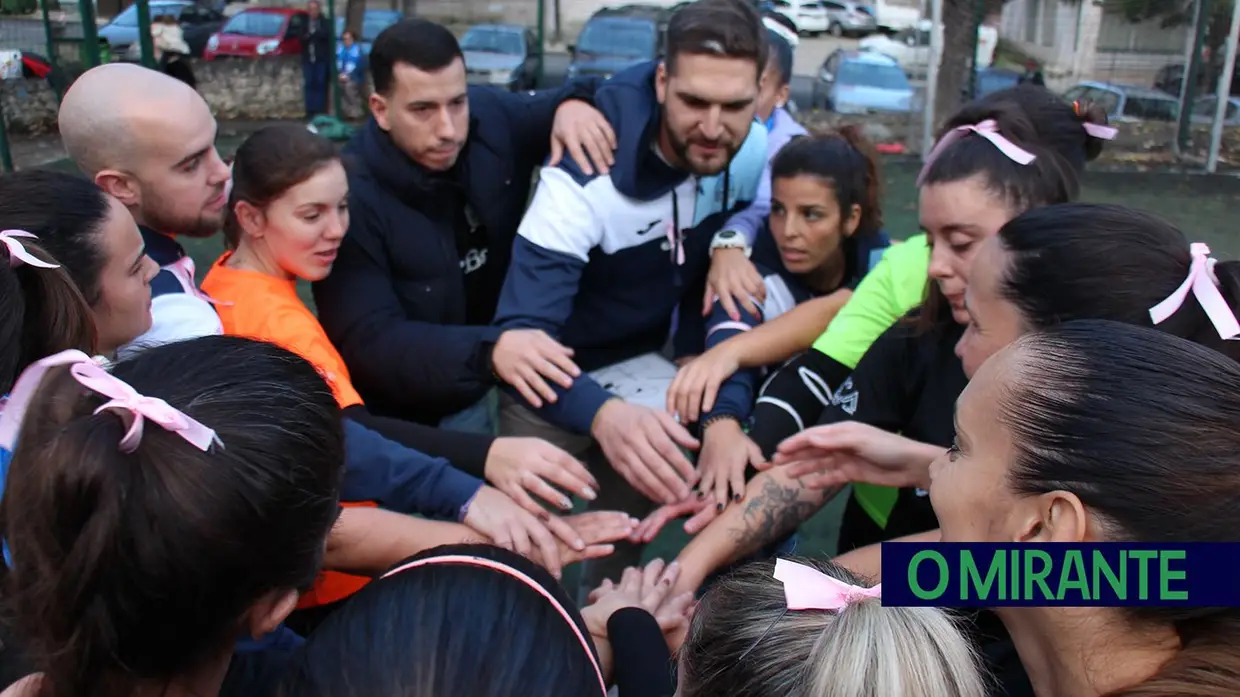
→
(203, 7, 307, 60)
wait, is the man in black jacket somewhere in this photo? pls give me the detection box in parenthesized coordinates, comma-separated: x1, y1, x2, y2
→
(313, 19, 618, 519)
(299, 0, 332, 117)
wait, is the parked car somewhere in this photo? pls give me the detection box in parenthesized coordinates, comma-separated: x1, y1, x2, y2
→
(769, 0, 829, 36)
(203, 7, 306, 60)
(974, 66, 1021, 98)
(98, 0, 226, 57)
(334, 9, 401, 57)
(566, 8, 664, 80)
(813, 49, 916, 114)
(822, 1, 877, 37)
(461, 23, 541, 91)
(1062, 81, 1179, 123)
(1193, 95, 1240, 126)
(858, 19, 996, 77)
(1154, 60, 1240, 98)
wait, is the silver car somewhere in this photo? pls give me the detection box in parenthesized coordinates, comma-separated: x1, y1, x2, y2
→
(814, 50, 917, 114)
(461, 24, 541, 91)
(823, 1, 877, 37)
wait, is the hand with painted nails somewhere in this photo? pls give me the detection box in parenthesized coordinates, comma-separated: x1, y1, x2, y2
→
(581, 559, 695, 678)
(485, 437, 598, 522)
(695, 417, 761, 511)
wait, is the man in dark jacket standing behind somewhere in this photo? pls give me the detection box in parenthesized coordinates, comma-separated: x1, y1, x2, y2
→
(313, 19, 619, 514)
(299, 0, 332, 117)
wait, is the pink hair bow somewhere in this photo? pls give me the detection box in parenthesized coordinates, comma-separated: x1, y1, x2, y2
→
(774, 558, 881, 610)
(0, 349, 222, 454)
(1149, 242, 1240, 341)
(1083, 122, 1118, 141)
(917, 119, 1036, 187)
(0, 230, 59, 269)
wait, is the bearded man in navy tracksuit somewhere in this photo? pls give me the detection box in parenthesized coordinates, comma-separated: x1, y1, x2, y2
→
(493, 0, 771, 598)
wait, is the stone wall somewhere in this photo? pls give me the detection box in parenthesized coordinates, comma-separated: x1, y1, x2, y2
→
(1, 56, 309, 136)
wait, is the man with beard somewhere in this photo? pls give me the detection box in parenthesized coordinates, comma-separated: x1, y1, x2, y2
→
(493, 0, 770, 597)
(58, 63, 231, 357)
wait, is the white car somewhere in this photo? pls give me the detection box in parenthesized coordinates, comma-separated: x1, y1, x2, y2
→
(858, 19, 997, 77)
(771, 0, 829, 36)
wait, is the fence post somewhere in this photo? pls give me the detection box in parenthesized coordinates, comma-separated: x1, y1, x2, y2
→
(39, 0, 63, 102)
(0, 99, 13, 173)
(138, 0, 157, 69)
(536, 0, 545, 86)
(78, 0, 102, 68)
(328, 0, 342, 118)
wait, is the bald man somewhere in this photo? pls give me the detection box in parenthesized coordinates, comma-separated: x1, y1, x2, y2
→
(58, 63, 231, 355)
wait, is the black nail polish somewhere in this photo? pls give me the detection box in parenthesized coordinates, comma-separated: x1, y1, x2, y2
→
(696, 490, 705, 499)
(715, 502, 723, 512)
(733, 493, 742, 502)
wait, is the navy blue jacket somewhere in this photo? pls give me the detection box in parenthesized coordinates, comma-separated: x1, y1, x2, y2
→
(341, 419, 481, 521)
(492, 62, 768, 434)
(704, 225, 891, 422)
(313, 79, 601, 427)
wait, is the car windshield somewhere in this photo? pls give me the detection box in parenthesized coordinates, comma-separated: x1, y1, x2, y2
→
(1123, 95, 1178, 121)
(225, 12, 285, 37)
(839, 61, 910, 90)
(334, 12, 400, 42)
(577, 20, 656, 58)
(461, 29, 524, 55)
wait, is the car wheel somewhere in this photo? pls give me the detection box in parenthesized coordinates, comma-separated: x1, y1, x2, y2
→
(829, 22, 843, 37)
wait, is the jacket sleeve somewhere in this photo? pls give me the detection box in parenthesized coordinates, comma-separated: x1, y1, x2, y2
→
(488, 76, 606, 167)
(340, 418, 483, 521)
(747, 348, 855, 459)
(809, 235, 929, 371)
(716, 142, 772, 246)
(492, 166, 613, 434)
(815, 320, 914, 433)
(312, 201, 504, 413)
(607, 608, 675, 697)
(342, 404, 492, 480)
(700, 297, 764, 422)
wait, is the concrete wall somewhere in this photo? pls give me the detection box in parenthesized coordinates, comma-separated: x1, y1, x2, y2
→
(999, 0, 1185, 88)
(2, 56, 310, 135)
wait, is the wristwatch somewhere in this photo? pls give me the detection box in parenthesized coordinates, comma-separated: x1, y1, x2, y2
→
(710, 229, 752, 258)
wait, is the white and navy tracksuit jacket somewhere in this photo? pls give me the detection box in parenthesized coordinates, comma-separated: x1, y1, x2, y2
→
(493, 61, 769, 434)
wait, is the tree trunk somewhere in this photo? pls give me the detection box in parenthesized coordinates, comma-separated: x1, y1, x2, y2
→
(344, 0, 366, 37)
(400, 0, 416, 16)
(935, 0, 977, 126)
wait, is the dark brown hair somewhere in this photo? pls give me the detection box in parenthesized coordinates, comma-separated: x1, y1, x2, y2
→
(224, 124, 340, 249)
(998, 321, 1240, 697)
(0, 238, 96, 395)
(1, 335, 345, 697)
(665, 0, 768, 79)
(915, 84, 1111, 334)
(771, 126, 883, 240)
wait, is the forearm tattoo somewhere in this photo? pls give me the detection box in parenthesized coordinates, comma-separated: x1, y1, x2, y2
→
(726, 475, 825, 556)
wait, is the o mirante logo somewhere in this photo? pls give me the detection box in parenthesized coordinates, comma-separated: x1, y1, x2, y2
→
(880, 543, 1240, 608)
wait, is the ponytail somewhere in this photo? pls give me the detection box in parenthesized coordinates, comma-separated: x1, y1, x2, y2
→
(680, 557, 986, 697)
(0, 237, 95, 395)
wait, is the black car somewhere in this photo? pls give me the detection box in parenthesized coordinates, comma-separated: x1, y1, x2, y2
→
(567, 5, 667, 80)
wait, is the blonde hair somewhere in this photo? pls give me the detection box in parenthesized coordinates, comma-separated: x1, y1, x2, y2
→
(678, 557, 988, 697)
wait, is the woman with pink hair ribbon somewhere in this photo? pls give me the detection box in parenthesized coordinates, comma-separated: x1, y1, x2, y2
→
(673, 556, 985, 697)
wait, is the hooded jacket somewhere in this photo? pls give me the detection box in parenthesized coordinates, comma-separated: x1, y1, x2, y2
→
(311, 79, 600, 427)
(492, 61, 768, 434)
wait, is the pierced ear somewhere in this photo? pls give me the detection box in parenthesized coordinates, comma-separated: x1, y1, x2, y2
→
(95, 170, 138, 206)
(655, 61, 668, 104)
